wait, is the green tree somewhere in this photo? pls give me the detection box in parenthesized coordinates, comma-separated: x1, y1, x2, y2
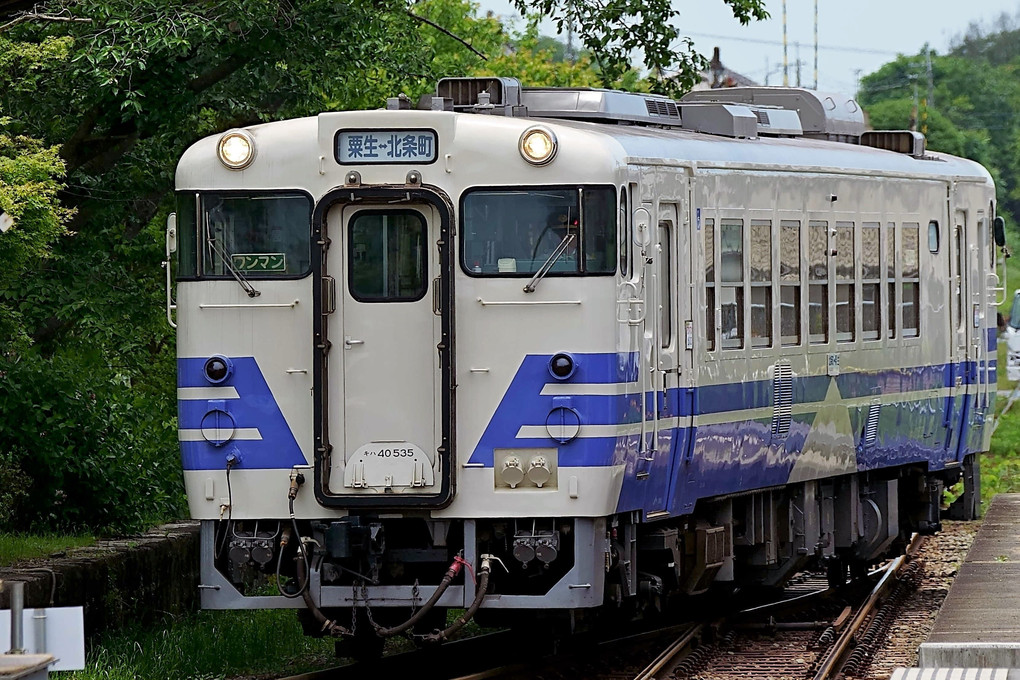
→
(859, 50, 1019, 225)
(509, 0, 767, 93)
(0, 0, 767, 532)
(0, 35, 70, 347)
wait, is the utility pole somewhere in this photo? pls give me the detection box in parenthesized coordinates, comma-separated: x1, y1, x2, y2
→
(782, 0, 789, 86)
(925, 44, 934, 109)
(566, 8, 575, 65)
(813, 0, 819, 90)
(909, 74, 919, 131)
(795, 42, 801, 87)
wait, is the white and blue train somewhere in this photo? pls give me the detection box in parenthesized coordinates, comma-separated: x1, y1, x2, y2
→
(169, 77, 1004, 645)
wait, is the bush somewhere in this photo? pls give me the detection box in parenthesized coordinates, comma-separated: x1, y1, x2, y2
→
(0, 350, 185, 534)
(0, 447, 29, 525)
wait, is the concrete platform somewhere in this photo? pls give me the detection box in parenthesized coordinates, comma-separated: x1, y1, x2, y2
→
(919, 494, 1020, 668)
(893, 671, 1020, 680)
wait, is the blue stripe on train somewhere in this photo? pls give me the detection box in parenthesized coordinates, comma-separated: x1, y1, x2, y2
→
(177, 357, 306, 470)
(470, 355, 991, 464)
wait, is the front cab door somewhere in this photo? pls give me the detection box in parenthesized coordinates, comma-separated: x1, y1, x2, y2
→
(319, 199, 451, 505)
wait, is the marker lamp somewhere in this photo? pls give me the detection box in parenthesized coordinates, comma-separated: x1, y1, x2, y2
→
(519, 126, 558, 166)
(218, 130, 256, 170)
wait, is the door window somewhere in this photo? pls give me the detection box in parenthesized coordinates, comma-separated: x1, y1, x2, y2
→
(348, 211, 428, 302)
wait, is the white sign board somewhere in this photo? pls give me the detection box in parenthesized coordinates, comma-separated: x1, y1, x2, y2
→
(0, 607, 85, 671)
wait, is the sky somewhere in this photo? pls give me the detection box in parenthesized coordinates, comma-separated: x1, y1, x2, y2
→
(475, 0, 1020, 95)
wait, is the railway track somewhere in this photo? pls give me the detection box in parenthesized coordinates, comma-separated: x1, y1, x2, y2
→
(661, 535, 928, 680)
(277, 529, 981, 680)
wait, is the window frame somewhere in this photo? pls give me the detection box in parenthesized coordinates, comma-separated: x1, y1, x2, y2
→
(749, 219, 773, 348)
(719, 217, 745, 350)
(834, 221, 856, 344)
(902, 222, 921, 338)
(779, 219, 802, 347)
(807, 219, 830, 345)
(861, 222, 882, 342)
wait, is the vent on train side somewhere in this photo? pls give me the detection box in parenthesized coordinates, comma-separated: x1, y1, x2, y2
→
(750, 107, 803, 137)
(771, 362, 793, 440)
(645, 99, 680, 119)
(863, 398, 882, 446)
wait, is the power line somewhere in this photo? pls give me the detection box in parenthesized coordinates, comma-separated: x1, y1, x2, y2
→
(684, 31, 901, 57)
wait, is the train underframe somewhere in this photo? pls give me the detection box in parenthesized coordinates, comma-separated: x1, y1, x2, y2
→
(207, 455, 978, 648)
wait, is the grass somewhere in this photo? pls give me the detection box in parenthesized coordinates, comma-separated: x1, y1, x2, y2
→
(0, 533, 95, 567)
(65, 609, 337, 680)
(986, 392, 1020, 507)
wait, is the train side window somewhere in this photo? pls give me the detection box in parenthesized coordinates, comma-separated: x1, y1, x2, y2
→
(928, 220, 940, 253)
(659, 221, 672, 348)
(779, 220, 801, 346)
(348, 210, 428, 302)
(902, 223, 920, 337)
(175, 191, 198, 278)
(750, 219, 772, 348)
(887, 223, 897, 339)
(835, 222, 855, 343)
(705, 218, 716, 351)
(808, 220, 829, 344)
(582, 188, 617, 273)
(861, 223, 881, 341)
(620, 189, 629, 278)
(720, 219, 744, 349)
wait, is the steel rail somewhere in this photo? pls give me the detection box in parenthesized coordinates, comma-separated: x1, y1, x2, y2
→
(810, 535, 925, 680)
(632, 624, 703, 680)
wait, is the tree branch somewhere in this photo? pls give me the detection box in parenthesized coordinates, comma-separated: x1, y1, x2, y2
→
(61, 104, 104, 172)
(187, 52, 253, 93)
(406, 9, 487, 61)
(0, 12, 91, 33)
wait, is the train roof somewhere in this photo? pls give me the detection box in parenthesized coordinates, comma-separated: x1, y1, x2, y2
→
(535, 116, 993, 183)
(177, 80, 993, 190)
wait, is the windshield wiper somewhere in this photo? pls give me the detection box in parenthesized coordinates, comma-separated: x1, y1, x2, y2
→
(523, 233, 575, 293)
(207, 236, 261, 298)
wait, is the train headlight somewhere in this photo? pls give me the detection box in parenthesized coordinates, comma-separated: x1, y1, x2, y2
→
(519, 126, 557, 166)
(548, 352, 576, 380)
(204, 355, 233, 384)
(217, 130, 256, 170)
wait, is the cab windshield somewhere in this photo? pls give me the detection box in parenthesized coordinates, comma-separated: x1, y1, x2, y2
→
(461, 186, 616, 276)
(174, 191, 312, 279)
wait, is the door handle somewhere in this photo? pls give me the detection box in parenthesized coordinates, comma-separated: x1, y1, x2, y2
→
(344, 336, 364, 349)
(322, 275, 336, 314)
